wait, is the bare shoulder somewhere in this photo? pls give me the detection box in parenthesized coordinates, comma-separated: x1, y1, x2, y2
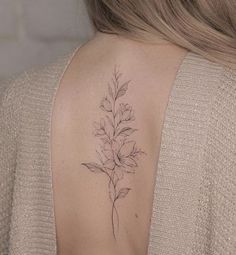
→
(51, 34, 188, 255)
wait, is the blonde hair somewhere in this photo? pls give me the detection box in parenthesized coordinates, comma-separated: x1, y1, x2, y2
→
(86, 0, 236, 69)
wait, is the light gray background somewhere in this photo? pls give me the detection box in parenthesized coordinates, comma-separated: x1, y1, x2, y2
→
(0, 0, 94, 79)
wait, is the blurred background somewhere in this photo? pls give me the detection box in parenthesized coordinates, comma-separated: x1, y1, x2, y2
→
(0, 0, 94, 80)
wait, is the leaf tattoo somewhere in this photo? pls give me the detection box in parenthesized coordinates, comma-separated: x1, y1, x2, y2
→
(117, 188, 131, 199)
(81, 66, 147, 239)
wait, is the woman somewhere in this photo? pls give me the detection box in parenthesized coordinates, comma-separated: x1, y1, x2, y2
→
(1, 1, 236, 254)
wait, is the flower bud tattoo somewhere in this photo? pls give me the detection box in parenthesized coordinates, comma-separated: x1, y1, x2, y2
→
(81, 66, 147, 239)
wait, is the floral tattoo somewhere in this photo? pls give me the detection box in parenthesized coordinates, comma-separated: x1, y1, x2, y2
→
(81, 66, 146, 239)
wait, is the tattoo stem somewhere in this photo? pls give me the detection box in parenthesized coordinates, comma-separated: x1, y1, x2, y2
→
(112, 95, 116, 136)
(111, 197, 119, 239)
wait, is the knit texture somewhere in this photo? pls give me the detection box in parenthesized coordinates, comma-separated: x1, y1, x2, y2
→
(147, 53, 236, 255)
(0, 49, 78, 255)
(0, 46, 236, 254)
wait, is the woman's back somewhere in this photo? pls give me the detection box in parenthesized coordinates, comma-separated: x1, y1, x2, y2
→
(1, 32, 236, 254)
(1, 0, 236, 254)
(51, 32, 189, 254)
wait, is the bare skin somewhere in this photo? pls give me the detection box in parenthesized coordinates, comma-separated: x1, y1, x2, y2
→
(51, 31, 189, 255)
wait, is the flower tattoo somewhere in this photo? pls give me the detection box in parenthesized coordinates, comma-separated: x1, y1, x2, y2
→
(81, 66, 147, 239)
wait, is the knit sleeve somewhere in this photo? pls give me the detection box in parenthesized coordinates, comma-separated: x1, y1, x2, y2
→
(0, 72, 29, 254)
(190, 65, 236, 255)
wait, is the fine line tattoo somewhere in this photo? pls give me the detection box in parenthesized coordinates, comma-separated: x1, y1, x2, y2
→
(81, 66, 147, 239)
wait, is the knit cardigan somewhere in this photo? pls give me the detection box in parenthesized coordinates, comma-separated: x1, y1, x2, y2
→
(0, 45, 236, 255)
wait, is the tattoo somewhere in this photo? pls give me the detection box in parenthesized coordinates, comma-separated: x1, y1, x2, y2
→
(81, 66, 147, 239)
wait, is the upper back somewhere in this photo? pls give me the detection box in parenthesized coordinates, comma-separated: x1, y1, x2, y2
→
(51, 33, 192, 254)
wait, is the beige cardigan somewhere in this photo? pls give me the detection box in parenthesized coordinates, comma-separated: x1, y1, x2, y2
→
(1, 45, 236, 255)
